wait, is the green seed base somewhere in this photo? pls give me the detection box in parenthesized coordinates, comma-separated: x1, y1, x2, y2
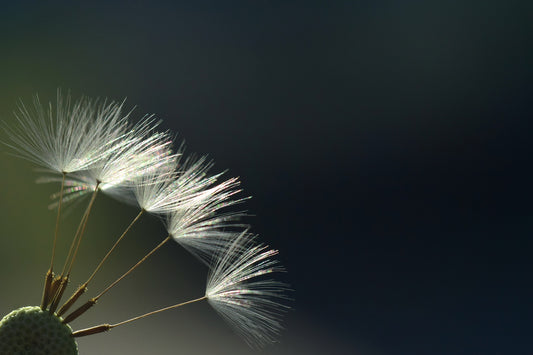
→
(0, 306, 78, 355)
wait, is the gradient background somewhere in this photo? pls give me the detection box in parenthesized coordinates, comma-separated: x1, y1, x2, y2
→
(0, 1, 532, 354)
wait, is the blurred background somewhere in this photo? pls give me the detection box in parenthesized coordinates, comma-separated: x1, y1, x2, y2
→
(0, 1, 532, 354)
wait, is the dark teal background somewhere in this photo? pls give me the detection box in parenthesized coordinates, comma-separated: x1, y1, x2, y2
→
(0, 1, 532, 354)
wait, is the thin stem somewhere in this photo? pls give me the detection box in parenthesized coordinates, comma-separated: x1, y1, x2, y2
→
(63, 235, 172, 324)
(94, 235, 171, 300)
(111, 296, 207, 328)
(86, 209, 145, 285)
(60, 215, 86, 277)
(71, 296, 207, 338)
(41, 172, 66, 309)
(50, 172, 66, 269)
(60, 185, 99, 276)
(51, 183, 99, 313)
(66, 183, 100, 275)
(58, 209, 145, 316)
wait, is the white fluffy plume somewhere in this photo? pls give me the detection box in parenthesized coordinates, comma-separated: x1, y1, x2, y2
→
(37, 118, 177, 207)
(3, 91, 130, 174)
(165, 168, 245, 264)
(206, 234, 290, 348)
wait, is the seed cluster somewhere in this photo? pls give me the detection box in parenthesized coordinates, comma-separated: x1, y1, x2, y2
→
(1, 93, 289, 351)
(0, 306, 78, 355)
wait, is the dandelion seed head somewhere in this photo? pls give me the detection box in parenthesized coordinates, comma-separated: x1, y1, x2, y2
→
(0, 306, 78, 354)
(2, 91, 291, 352)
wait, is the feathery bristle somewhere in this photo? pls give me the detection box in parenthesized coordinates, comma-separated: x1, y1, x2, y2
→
(206, 234, 290, 348)
(3, 91, 130, 174)
(165, 175, 246, 264)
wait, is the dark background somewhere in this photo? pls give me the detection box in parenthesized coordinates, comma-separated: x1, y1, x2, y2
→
(0, 1, 532, 354)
